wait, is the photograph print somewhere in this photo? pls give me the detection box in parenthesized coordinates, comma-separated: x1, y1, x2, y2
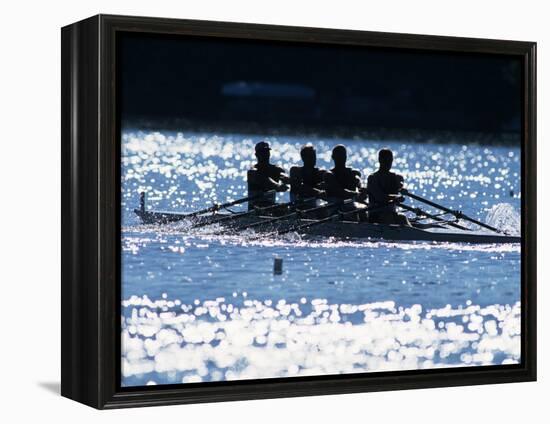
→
(120, 32, 522, 387)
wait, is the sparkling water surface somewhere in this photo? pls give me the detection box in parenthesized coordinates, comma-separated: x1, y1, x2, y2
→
(121, 131, 521, 386)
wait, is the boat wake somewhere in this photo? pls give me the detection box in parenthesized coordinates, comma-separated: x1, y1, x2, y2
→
(122, 223, 520, 253)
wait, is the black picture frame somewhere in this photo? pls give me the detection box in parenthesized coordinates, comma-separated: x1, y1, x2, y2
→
(61, 14, 537, 409)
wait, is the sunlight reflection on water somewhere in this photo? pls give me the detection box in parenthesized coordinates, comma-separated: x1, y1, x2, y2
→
(121, 130, 521, 385)
(122, 131, 521, 224)
(121, 294, 520, 386)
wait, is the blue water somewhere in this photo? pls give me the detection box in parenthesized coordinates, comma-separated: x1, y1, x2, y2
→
(120, 131, 521, 387)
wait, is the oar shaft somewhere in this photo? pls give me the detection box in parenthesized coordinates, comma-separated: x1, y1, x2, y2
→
(186, 190, 276, 218)
(231, 198, 331, 231)
(399, 203, 470, 231)
(192, 201, 280, 229)
(402, 190, 456, 216)
(234, 211, 297, 231)
(194, 197, 317, 230)
(191, 211, 250, 229)
(401, 190, 504, 234)
(277, 202, 383, 236)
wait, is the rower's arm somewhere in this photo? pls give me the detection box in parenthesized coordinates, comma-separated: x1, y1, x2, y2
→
(289, 167, 301, 193)
(397, 174, 405, 190)
(290, 167, 325, 198)
(279, 171, 291, 185)
(324, 172, 358, 198)
(298, 185, 326, 198)
(272, 176, 289, 192)
(248, 169, 288, 192)
(396, 175, 406, 202)
(367, 174, 404, 204)
(352, 170, 363, 189)
(274, 167, 290, 191)
(352, 171, 367, 200)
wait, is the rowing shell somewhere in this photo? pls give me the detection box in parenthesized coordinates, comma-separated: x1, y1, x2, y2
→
(134, 208, 520, 244)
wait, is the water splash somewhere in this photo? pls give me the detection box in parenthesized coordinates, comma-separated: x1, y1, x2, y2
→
(485, 203, 520, 236)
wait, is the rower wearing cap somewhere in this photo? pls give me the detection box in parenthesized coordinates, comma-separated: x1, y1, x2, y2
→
(366, 148, 410, 225)
(247, 141, 290, 211)
(323, 144, 367, 220)
(289, 144, 326, 206)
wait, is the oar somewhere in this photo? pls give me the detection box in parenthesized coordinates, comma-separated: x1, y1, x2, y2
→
(353, 194, 469, 231)
(161, 190, 277, 220)
(409, 211, 447, 223)
(192, 196, 317, 229)
(401, 189, 505, 234)
(276, 202, 386, 236)
(228, 199, 337, 232)
(399, 203, 470, 231)
(191, 200, 288, 229)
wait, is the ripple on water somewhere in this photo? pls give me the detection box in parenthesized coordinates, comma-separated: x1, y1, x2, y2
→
(120, 131, 522, 387)
(121, 295, 521, 386)
(122, 225, 521, 255)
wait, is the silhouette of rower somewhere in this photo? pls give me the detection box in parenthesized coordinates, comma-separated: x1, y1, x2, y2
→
(367, 148, 410, 225)
(323, 144, 367, 220)
(324, 144, 364, 200)
(289, 144, 326, 205)
(247, 141, 289, 211)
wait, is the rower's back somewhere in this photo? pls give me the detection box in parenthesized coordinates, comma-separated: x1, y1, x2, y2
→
(367, 148, 409, 225)
(289, 145, 326, 202)
(247, 163, 286, 210)
(247, 141, 289, 211)
(324, 167, 361, 199)
(367, 170, 403, 205)
(324, 144, 362, 200)
(290, 166, 325, 200)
